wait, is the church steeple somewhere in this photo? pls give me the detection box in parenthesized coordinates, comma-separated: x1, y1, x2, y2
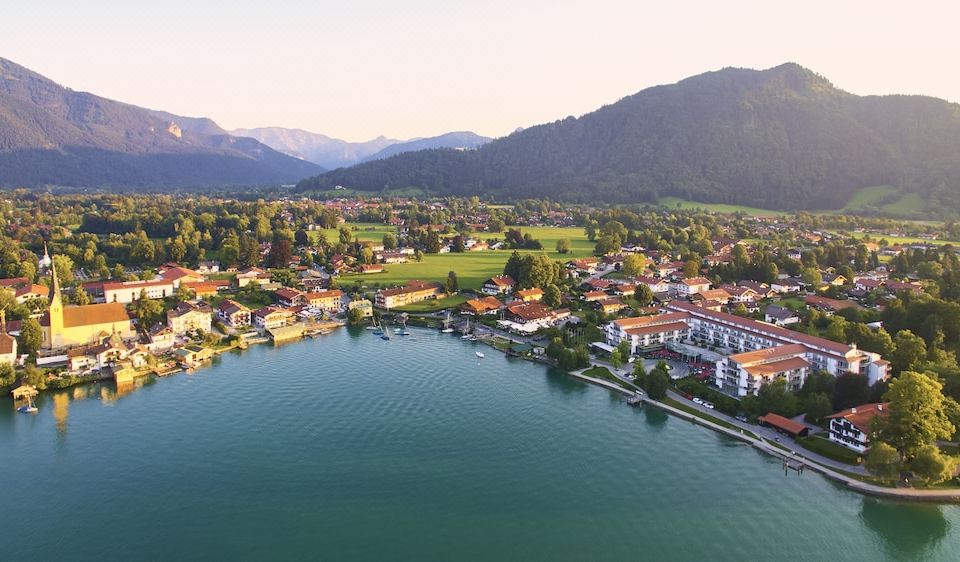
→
(47, 255, 64, 349)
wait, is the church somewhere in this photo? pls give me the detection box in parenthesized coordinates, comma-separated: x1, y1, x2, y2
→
(42, 261, 136, 351)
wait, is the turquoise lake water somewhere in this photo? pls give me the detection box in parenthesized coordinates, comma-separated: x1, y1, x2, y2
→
(2, 327, 959, 561)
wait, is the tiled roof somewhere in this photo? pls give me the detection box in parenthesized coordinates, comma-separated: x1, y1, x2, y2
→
(826, 403, 889, 433)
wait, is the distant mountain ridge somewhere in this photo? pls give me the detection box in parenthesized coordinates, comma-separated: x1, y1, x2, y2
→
(298, 63, 960, 213)
(0, 57, 322, 188)
(232, 127, 491, 169)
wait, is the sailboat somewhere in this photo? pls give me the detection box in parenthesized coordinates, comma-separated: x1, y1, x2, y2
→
(441, 310, 455, 333)
(475, 351, 485, 359)
(17, 394, 38, 414)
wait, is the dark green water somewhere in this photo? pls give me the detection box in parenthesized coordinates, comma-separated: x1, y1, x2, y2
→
(2, 327, 959, 561)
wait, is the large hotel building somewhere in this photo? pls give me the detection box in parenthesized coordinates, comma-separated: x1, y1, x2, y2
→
(605, 300, 888, 397)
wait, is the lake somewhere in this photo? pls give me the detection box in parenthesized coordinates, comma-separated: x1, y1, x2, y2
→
(2, 327, 959, 560)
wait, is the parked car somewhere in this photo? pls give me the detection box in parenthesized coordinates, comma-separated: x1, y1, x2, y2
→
(735, 415, 749, 423)
(692, 397, 703, 405)
(703, 402, 715, 410)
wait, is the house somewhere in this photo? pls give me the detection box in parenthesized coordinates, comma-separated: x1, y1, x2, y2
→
(159, 266, 206, 288)
(347, 299, 374, 318)
(655, 261, 685, 277)
(253, 306, 296, 331)
(597, 298, 627, 315)
(770, 279, 803, 293)
(181, 281, 225, 299)
(460, 296, 502, 316)
(173, 344, 215, 367)
(0, 314, 16, 366)
(854, 278, 884, 292)
(827, 403, 888, 453)
(197, 260, 221, 274)
(738, 281, 775, 299)
(500, 303, 571, 333)
(614, 284, 636, 298)
(381, 251, 408, 264)
(886, 280, 924, 295)
(217, 300, 251, 328)
(276, 288, 307, 308)
(14, 284, 49, 304)
(569, 258, 600, 274)
(236, 268, 271, 288)
(721, 285, 760, 303)
(583, 290, 608, 302)
(673, 277, 711, 297)
(695, 288, 732, 305)
(145, 324, 176, 352)
(375, 281, 445, 310)
(482, 275, 516, 295)
(360, 264, 384, 274)
(764, 305, 801, 326)
(103, 279, 175, 304)
(166, 301, 212, 335)
(514, 288, 544, 303)
(583, 278, 614, 291)
(804, 295, 858, 314)
(636, 276, 670, 294)
(305, 290, 345, 313)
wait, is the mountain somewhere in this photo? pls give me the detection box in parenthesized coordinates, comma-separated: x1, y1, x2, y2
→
(0, 58, 322, 188)
(360, 131, 491, 163)
(230, 127, 398, 169)
(298, 63, 960, 212)
(232, 127, 491, 169)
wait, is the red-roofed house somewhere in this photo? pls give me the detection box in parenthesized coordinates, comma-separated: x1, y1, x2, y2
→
(827, 403, 888, 453)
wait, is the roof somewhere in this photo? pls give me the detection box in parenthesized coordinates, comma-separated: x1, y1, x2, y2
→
(160, 266, 203, 281)
(0, 332, 15, 355)
(15, 284, 49, 298)
(728, 344, 808, 364)
(743, 356, 810, 378)
(0, 277, 28, 288)
(624, 321, 689, 337)
(306, 290, 343, 300)
(378, 281, 443, 298)
(43, 303, 131, 328)
(826, 403, 889, 433)
(515, 288, 543, 298)
(461, 296, 502, 314)
(102, 279, 173, 292)
(804, 295, 858, 311)
(612, 312, 689, 329)
(485, 275, 516, 287)
(681, 277, 711, 286)
(218, 299, 249, 314)
(758, 414, 808, 436)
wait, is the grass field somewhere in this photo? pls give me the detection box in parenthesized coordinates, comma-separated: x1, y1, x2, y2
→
(657, 197, 787, 217)
(796, 435, 863, 465)
(830, 230, 960, 246)
(393, 294, 469, 313)
(842, 186, 928, 215)
(322, 223, 593, 290)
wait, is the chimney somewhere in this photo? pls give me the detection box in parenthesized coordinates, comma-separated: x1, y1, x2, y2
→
(851, 408, 857, 414)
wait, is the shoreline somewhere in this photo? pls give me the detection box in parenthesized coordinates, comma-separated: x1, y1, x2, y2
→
(12, 322, 960, 503)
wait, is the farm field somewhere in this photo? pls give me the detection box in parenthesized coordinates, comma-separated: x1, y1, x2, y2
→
(656, 197, 787, 217)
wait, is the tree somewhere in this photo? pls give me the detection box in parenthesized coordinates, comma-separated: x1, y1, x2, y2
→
(239, 235, 260, 268)
(347, 307, 366, 325)
(19, 317, 42, 356)
(543, 284, 562, 307)
(545, 337, 564, 359)
(910, 444, 957, 484)
(133, 292, 165, 328)
(52, 255, 75, 285)
(594, 234, 621, 255)
(732, 303, 749, 317)
(801, 267, 823, 287)
(876, 371, 955, 461)
(167, 238, 187, 263)
(488, 218, 505, 233)
(682, 260, 701, 278)
(632, 359, 648, 387)
(757, 379, 797, 417)
(610, 350, 623, 369)
(268, 239, 293, 269)
(445, 271, 459, 294)
(382, 233, 397, 250)
(555, 238, 571, 254)
(73, 287, 90, 305)
(622, 254, 647, 277)
(833, 372, 870, 411)
(865, 442, 902, 482)
(802, 392, 833, 424)
(633, 284, 653, 306)
(338, 227, 352, 245)
(892, 330, 927, 374)
(644, 365, 670, 399)
(22, 364, 46, 390)
(0, 362, 15, 388)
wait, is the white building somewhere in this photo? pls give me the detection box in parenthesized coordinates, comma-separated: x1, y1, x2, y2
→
(604, 313, 690, 354)
(672, 277, 711, 296)
(103, 279, 175, 304)
(716, 344, 810, 396)
(826, 403, 888, 453)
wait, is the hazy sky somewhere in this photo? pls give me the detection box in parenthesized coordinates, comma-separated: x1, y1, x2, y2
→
(2, 0, 958, 141)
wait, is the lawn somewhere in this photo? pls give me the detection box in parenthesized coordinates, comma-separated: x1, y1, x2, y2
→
(327, 224, 593, 290)
(582, 366, 636, 391)
(393, 294, 469, 313)
(796, 435, 863, 465)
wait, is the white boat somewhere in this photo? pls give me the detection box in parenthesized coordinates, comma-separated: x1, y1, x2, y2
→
(17, 394, 38, 414)
(475, 352, 485, 358)
(441, 328, 455, 333)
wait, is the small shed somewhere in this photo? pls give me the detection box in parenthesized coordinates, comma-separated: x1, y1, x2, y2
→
(11, 384, 38, 400)
(758, 413, 810, 437)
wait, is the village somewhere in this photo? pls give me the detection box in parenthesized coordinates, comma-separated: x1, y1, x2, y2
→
(2, 192, 960, 487)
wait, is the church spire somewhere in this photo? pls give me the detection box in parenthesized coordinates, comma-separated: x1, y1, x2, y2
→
(50, 253, 61, 300)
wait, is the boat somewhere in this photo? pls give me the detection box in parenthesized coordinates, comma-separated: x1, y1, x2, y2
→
(441, 310, 454, 333)
(398, 330, 411, 336)
(441, 328, 455, 333)
(17, 394, 38, 414)
(475, 352, 485, 358)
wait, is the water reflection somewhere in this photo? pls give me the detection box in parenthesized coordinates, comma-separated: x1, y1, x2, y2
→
(860, 498, 949, 559)
(52, 393, 69, 434)
(642, 406, 668, 429)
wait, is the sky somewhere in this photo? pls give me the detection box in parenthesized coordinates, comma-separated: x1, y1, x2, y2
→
(2, 0, 958, 141)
